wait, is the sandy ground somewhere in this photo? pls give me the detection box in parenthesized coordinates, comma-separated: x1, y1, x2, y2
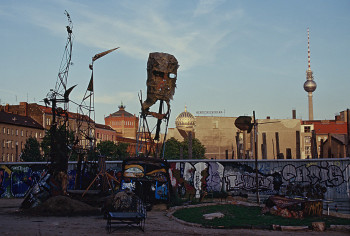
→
(0, 198, 349, 236)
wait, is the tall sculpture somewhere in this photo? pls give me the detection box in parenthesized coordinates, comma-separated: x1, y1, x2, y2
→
(138, 52, 179, 158)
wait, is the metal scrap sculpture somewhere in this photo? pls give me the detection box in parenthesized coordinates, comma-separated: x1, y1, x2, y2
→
(138, 52, 179, 158)
(142, 52, 179, 115)
(21, 11, 74, 208)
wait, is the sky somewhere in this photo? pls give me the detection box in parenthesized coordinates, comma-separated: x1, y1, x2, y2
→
(1, 0, 349, 129)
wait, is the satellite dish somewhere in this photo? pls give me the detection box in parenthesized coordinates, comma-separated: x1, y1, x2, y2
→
(235, 116, 254, 133)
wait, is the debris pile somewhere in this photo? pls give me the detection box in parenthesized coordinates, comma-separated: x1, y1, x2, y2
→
(262, 195, 305, 219)
(23, 195, 100, 216)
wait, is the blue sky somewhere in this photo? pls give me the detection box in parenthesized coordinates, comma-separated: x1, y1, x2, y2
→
(1, 0, 349, 128)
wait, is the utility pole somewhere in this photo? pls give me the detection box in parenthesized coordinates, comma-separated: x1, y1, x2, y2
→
(253, 111, 260, 204)
(347, 109, 350, 157)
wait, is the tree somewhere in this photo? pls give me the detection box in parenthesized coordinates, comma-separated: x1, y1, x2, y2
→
(21, 137, 43, 162)
(96, 141, 130, 160)
(163, 137, 206, 159)
(96, 140, 118, 159)
(116, 142, 129, 159)
(41, 126, 76, 161)
(163, 137, 182, 159)
(182, 137, 206, 159)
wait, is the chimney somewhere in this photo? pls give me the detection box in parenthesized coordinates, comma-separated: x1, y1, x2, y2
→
(292, 109, 296, 119)
(20, 102, 28, 116)
(5, 104, 9, 112)
(266, 116, 270, 119)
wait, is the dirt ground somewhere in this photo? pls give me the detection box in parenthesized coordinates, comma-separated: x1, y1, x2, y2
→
(0, 198, 349, 236)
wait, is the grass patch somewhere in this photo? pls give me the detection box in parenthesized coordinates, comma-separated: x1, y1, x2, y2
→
(172, 204, 350, 228)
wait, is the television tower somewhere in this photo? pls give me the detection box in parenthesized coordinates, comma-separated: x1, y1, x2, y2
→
(303, 28, 317, 120)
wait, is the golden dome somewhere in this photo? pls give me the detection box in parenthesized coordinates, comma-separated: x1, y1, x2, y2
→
(175, 106, 195, 131)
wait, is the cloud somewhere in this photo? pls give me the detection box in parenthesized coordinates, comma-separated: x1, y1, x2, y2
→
(6, 0, 244, 72)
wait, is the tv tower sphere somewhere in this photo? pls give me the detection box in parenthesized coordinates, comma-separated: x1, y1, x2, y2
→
(304, 79, 317, 92)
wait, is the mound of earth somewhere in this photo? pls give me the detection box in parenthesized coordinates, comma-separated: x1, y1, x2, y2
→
(24, 195, 100, 216)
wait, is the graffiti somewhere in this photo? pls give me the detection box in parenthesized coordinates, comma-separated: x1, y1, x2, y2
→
(282, 163, 345, 187)
(0, 164, 45, 198)
(0, 159, 349, 201)
(206, 162, 224, 192)
(155, 182, 168, 200)
(225, 173, 275, 192)
(167, 160, 349, 200)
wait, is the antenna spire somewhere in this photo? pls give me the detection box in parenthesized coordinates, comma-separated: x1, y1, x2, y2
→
(307, 27, 311, 71)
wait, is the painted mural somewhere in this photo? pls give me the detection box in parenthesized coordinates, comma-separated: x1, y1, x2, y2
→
(1, 159, 349, 203)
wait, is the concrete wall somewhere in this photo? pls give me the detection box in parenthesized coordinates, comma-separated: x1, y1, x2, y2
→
(1, 159, 348, 203)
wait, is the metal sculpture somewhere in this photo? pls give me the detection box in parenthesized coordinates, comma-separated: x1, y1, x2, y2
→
(21, 12, 75, 208)
(76, 47, 119, 190)
(43, 11, 75, 181)
(137, 52, 179, 158)
(76, 47, 119, 152)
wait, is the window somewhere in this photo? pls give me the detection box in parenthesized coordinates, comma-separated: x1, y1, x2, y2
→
(3, 127, 5, 134)
(21, 130, 24, 136)
(46, 118, 51, 126)
(304, 126, 311, 133)
(305, 146, 311, 155)
(97, 133, 100, 139)
(11, 154, 14, 162)
(16, 129, 18, 136)
(35, 132, 38, 138)
(305, 136, 311, 144)
(2, 140, 5, 148)
(7, 128, 10, 135)
(11, 129, 14, 135)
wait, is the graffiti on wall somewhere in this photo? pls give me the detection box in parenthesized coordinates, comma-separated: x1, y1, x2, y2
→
(167, 160, 349, 199)
(281, 162, 347, 187)
(168, 162, 283, 198)
(0, 163, 123, 198)
(0, 164, 45, 198)
(0, 160, 349, 199)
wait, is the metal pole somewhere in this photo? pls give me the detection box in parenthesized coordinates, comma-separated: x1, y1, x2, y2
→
(253, 111, 260, 204)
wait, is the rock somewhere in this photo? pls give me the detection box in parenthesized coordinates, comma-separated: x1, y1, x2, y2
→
(281, 226, 309, 231)
(272, 224, 281, 230)
(312, 222, 326, 232)
(203, 212, 224, 220)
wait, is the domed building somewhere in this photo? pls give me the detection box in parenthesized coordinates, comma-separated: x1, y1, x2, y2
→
(175, 106, 195, 137)
(167, 106, 195, 141)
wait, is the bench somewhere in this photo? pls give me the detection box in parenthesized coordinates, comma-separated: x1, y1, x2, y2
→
(106, 196, 147, 233)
